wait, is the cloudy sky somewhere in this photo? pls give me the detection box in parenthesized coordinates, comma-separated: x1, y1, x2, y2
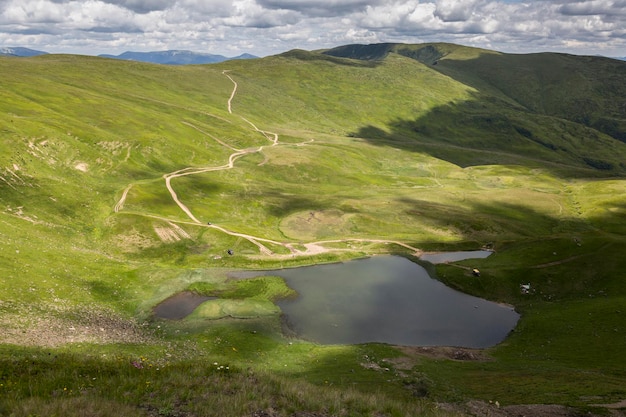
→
(1, 0, 625, 57)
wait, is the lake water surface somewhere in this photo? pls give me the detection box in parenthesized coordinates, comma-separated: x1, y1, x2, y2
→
(268, 255, 519, 347)
(420, 250, 493, 264)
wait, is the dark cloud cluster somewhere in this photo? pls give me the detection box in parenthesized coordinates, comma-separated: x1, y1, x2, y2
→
(558, 0, 626, 16)
(105, 0, 171, 14)
(258, 0, 380, 17)
(0, 0, 624, 57)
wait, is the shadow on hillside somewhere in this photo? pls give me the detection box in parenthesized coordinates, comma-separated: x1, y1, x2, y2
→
(265, 193, 332, 218)
(396, 197, 584, 240)
(385, 196, 624, 255)
(429, 52, 626, 144)
(349, 94, 626, 178)
(320, 43, 626, 178)
(230, 190, 332, 218)
(592, 201, 626, 235)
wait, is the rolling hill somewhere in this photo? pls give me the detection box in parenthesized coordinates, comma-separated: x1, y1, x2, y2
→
(324, 43, 626, 171)
(0, 44, 625, 416)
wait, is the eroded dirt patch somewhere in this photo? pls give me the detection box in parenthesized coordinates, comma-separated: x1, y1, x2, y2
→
(113, 228, 159, 253)
(0, 301, 155, 347)
(74, 162, 88, 172)
(395, 345, 491, 363)
(154, 221, 191, 243)
(438, 400, 612, 417)
(280, 209, 355, 241)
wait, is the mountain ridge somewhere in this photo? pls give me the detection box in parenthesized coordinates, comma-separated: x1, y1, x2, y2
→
(0, 46, 257, 63)
(0, 46, 48, 56)
(98, 49, 258, 65)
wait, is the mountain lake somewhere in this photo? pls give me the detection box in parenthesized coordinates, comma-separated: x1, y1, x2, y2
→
(156, 253, 519, 348)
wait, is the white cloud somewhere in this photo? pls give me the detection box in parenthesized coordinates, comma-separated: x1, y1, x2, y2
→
(0, 0, 624, 57)
(435, 0, 481, 22)
(220, 0, 301, 28)
(67, 1, 140, 31)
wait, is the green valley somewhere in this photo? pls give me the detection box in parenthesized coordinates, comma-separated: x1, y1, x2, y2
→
(1, 43, 625, 416)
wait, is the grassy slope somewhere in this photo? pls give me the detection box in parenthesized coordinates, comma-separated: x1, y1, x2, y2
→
(433, 50, 626, 142)
(325, 43, 626, 174)
(0, 47, 625, 415)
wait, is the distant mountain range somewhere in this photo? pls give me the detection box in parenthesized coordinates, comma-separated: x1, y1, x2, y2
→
(1, 45, 623, 63)
(0, 47, 48, 57)
(0, 47, 257, 64)
(98, 50, 258, 65)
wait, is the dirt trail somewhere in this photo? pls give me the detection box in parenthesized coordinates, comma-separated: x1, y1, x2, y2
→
(288, 239, 421, 257)
(114, 184, 132, 213)
(223, 70, 237, 114)
(163, 147, 256, 224)
(113, 71, 422, 258)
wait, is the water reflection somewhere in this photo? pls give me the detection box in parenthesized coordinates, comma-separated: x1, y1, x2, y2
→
(272, 256, 518, 347)
(419, 250, 492, 264)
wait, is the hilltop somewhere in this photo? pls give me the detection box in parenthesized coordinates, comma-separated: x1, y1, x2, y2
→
(0, 44, 625, 416)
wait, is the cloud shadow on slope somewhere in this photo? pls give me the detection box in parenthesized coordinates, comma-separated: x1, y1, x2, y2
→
(348, 94, 626, 179)
(396, 197, 584, 241)
(321, 44, 626, 179)
(264, 192, 332, 218)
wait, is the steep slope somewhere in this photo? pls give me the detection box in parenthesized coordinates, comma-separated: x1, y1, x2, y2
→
(323, 43, 626, 173)
(432, 49, 626, 143)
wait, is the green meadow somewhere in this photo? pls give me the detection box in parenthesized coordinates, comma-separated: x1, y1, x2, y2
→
(1, 44, 625, 416)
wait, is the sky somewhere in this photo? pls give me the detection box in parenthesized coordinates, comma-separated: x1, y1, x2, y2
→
(0, 0, 625, 58)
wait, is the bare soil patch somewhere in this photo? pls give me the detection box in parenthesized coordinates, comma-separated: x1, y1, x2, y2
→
(280, 209, 353, 241)
(438, 400, 610, 417)
(0, 301, 155, 347)
(154, 221, 191, 243)
(74, 162, 88, 172)
(396, 345, 491, 363)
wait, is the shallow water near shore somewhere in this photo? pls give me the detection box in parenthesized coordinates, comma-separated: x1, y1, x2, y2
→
(153, 291, 214, 320)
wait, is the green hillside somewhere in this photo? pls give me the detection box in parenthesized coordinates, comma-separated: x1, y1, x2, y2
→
(1, 45, 625, 416)
(324, 43, 626, 173)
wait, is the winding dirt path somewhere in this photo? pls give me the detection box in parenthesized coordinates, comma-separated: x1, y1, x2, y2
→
(114, 71, 422, 258)
(114, 184, 133, 213)
(163, 147, 257, 224)
(223, 70, 237, 114)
